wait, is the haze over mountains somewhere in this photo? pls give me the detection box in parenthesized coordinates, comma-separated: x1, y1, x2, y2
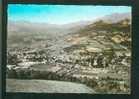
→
(8, 12, 131, 36)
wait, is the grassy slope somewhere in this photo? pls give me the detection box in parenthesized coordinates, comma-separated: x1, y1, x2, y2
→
(6, 79, 95, 93)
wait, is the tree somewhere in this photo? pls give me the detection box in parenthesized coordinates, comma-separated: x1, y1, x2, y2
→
(7, 53, 21, 65)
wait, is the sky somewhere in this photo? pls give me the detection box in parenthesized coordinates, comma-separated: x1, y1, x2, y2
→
(8, 4, 131, 25)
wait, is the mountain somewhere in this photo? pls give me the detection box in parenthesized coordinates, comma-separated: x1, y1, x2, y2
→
(97, 12, 131, 23)
(65, 15, 131, 54)
(8, 12, 131, 36)
(8, 20, 91, 36)
(7, 12, 131, 50)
